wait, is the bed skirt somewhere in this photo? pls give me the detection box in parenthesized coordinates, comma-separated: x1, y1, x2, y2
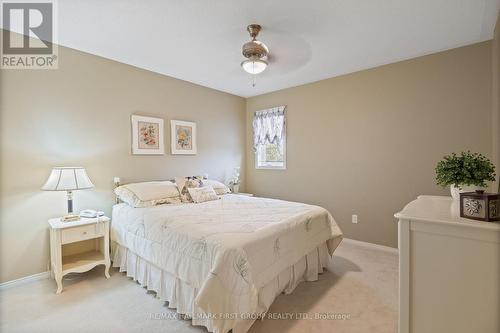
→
(111, 241, 331, 333)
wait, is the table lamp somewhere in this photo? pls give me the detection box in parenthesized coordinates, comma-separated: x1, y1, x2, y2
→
(41, 167, 94, 221)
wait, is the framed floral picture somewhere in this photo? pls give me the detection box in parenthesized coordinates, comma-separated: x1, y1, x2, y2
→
(171, 120, 197, 155)
(131, 115, 164, 155)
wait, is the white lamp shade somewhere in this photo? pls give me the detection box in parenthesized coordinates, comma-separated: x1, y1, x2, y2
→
(41, 167, 94, 191)
(241, 58, 267, 74)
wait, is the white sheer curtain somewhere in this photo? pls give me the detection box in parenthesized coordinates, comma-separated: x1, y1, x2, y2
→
(252, 106, 286, 153)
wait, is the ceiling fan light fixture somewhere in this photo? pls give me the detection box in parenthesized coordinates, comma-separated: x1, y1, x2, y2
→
(241, 58, 268, 74)
(241, 24, 269, 78)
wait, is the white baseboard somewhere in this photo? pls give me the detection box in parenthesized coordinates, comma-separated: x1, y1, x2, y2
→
(342, 238, 399, 254)
(0, 271, 50, 290)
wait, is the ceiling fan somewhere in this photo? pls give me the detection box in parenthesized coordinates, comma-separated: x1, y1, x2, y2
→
(241, 24, 269, 85)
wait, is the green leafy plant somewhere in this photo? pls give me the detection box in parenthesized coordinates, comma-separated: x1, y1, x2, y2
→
(435, 151, 496, 188)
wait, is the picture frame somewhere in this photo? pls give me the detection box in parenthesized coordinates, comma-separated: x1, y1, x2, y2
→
(170, 120, 197, 155)
(131, 115, 164, 155)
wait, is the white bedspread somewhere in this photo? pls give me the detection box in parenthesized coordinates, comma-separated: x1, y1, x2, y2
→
(111, 194, 342, 333)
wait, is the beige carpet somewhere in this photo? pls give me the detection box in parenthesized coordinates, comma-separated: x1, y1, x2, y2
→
(0, 241, 398, 333)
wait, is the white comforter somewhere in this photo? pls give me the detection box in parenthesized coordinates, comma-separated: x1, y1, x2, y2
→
(111, 194, 342, 332)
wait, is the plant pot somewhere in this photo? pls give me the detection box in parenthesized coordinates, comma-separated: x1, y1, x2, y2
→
(450, 184, 482, 200)
(450, 199, 461, 218)
(232, 184, 240, 194)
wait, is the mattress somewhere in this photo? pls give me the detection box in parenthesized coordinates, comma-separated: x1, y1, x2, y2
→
(111, 194, 343, 333)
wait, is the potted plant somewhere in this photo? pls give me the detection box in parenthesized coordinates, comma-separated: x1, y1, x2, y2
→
(435, 151, 496, 200)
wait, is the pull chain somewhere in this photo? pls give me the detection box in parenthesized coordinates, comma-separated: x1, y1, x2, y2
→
(252, 61, 256, 87)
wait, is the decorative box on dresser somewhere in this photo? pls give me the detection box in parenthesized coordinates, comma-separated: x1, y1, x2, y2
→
(395, 196, 500, 333)
(49, 216, 111, 294)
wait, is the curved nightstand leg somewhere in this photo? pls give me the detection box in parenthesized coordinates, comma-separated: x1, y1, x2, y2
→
(55, 274, 63, 294)
(104, 264, 111, 279)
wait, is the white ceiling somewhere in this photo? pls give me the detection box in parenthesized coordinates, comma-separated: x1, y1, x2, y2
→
(53, 0, 500, 97)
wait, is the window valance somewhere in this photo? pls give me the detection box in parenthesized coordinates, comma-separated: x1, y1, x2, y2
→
(252, 106, 286, 152)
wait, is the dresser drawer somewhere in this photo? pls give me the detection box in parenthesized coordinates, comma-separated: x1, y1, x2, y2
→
(61, 223, 104, 244)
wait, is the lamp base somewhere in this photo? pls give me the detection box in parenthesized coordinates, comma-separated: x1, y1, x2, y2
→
(61, 214, 80, 222)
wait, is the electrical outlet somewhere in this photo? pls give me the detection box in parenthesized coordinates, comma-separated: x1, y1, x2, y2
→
(352, 214, 358, 224)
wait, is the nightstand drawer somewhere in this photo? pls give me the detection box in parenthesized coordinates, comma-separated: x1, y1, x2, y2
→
(61, 224, 104, 244)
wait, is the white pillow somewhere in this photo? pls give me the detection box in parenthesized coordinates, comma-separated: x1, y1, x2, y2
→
(187, 186, 219, 203)
(115, 181, 181, 208)
(203, 179, 230, 195)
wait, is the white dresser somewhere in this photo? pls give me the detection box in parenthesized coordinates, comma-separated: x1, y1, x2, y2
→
(395, 195, 500, 333)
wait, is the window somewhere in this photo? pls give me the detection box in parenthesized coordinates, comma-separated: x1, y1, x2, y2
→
(256, 142, 285, 168)
(253, 106, 286, 169)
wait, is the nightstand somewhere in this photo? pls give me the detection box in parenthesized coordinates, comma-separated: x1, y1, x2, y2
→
(49, 216, 111, 294)
(235, 192, 254, 197)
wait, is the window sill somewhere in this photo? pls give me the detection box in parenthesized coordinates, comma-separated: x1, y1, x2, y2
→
(255, 165, 286, 170)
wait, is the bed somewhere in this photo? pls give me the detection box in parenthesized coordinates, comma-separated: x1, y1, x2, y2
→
(110, 193, 343, 333)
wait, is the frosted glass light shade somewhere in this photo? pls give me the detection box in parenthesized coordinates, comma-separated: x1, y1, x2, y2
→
(241, 58, 267, 74)
(41, 167, 94, 191)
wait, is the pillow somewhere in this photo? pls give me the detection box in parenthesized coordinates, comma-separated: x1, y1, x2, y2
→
(187, 186, 219, 203)
(202, 179, 230, 195)
(115, 181, 181, 208)
(175, 177, 204, 203)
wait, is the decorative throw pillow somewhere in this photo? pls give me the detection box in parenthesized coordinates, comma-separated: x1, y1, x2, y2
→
(175, 177, 203, 202)
(187, 186, 219, 203)
(202, 179, 231, 195)
(114, 181, 182, 208)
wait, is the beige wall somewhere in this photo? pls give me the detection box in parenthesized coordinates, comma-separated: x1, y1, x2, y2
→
(0, 43, 246, 283)
(246, 42, 493, 248)
(1, 34, 496, 282)
(493, 13, 500, 192)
